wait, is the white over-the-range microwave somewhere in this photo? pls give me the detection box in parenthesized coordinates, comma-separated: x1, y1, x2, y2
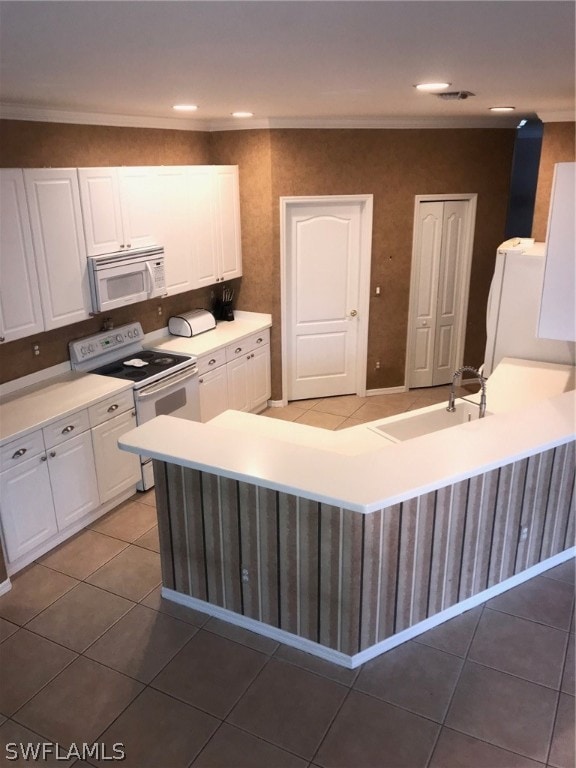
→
(88, 246, 167, 313)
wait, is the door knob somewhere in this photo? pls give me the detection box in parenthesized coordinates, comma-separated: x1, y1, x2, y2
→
(349, 310, 358, 317)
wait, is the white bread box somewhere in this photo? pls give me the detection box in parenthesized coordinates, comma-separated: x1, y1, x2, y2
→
(168, 309, 216, 337)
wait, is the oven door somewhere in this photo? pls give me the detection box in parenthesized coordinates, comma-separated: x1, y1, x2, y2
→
(134, 365, 199, 490)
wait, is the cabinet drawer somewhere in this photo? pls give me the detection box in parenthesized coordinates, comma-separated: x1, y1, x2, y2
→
(43, 410, 90, 449)
(89, 389, 135, 428)
(225, 329, 270, 362)
(0, 430, 45, 470)
(197, 348, 227, 375)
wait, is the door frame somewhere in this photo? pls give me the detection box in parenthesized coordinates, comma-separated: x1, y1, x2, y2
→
(280, 195, 373, 405)
(404, 193, 477, 389)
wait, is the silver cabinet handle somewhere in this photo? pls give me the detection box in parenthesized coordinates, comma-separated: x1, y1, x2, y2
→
(40, 455, 47, 462)
(256, 338, 263, 344)
(199, 378, 204, 384)
(235, 347, 242, 354)
(0, 336, 5, 343)
(49, 451, 56, 458)
(107, 404, 119, 412)
(208, 359, 217, 366)
(349, 309, 358, 317)
(12, 448, 27, 459)
(61, 425, 75, 434)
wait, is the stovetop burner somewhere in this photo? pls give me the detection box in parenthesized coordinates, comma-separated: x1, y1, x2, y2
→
(92, 350, 193, 383)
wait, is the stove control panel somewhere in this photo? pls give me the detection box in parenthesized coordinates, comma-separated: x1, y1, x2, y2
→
(69, 322, 144, 365)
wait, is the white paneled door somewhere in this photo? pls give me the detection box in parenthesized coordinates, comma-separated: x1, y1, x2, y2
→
(284, 197, 372, 401)
(407, 197, 476, 388)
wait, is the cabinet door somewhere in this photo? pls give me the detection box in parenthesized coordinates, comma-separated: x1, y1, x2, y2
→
(0, 170, 44, 343)
(249, 344, 271, 412)
(118, 167, 157, 250)
(24, 169, 91, 329)
(78, 168, 124, 255)
(214, 166, 242, 281)
(189, 166, 219, 288)
(199, 366, 229, 422)
(48, 431, 99, 529)
(91, 410, 140, 503)
(0, 455, 57, 563)
(227, 355, 251, 411)
(155, 167, 194, 295)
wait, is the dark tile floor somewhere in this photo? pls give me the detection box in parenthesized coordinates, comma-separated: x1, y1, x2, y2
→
(0, 390, 574, 768)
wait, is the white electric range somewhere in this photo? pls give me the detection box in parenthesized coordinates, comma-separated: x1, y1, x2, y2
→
(69, 322, 199, 490)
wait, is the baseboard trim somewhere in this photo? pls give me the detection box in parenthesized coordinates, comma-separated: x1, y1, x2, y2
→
(161, 547, 574, 669)
(366, 386, 407, 396)
(0, 578, 12, 597)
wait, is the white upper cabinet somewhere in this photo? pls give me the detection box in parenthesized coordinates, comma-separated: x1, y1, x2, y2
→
(538, 162, 576, 342)
(154, 166, 194, 295)
(191, 165, 242, 288)
(24, 169, 92, 330)
(78, 167, 157, 255)
(0, 169, 44, 343)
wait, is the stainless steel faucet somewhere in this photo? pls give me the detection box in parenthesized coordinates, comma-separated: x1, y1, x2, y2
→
(447, 366, 487, 418)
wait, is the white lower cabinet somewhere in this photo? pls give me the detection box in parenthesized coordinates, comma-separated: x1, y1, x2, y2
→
(0, 451, 58, 563)
(199, 366, 229, 422)
(0, 389, 139, 572)
(91, 408, 140, 503)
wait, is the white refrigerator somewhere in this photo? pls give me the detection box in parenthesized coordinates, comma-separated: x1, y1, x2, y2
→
(484, 238, 576, 376)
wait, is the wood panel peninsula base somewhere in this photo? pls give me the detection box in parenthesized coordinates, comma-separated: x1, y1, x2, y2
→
(119, 361, 576, 668)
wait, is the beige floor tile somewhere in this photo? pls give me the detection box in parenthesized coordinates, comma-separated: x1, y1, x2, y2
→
(354, 640, 463, 722)
(152, 629, 268, 718)
(487, 574, 574, 631)
(86, 544, 161, 602)
(38, 529, 128, 579)
(349, 401, 410, 422)
(90, 498, 157, 542)
(85, 603, 198, 683)
(414, 605, 482, 657)
(315, 689, 439, 768)
(261, 403, 307, 422)
(429, 727, 544, 768)
(468, 608, 569, 688)
(95, 688, 218, 768)
(139, 585, 209, 626)
(228, 659, 347, 760)
(192, 723, 308, 768)
(445, 661, 558, 762)
(136, 489, 157, 508)
(549, 692, 575, 768)
(310, 395, 368, 417)
(0, 629, 77, 716)
(0, 720, 77, 767)
(14, 656, 143, 747)
(364, 392, 416, 411)
(26, 582, 133, 652)
(293, 410, 347, 430)
(133, 525, 160, 553)
(0, 565, 78, 626)
(335, 416, 365, 429)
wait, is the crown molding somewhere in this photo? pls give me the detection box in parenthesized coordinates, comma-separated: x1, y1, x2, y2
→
(536, 110, 576, 123)
(0, 103, 521, 131)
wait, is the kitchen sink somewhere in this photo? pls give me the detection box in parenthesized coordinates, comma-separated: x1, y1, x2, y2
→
(369, 401, 492, 442)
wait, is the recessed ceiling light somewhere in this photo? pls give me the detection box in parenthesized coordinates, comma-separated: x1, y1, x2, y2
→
(231, 111, 254, 118)
(415, 82, 451, 92)
(489, 106, 515, 112)
(172, 104, 198, 112)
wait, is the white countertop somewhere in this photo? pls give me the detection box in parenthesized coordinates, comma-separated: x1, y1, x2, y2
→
(119, 383, 575, 514)
(0, 372, 133, 444)
(150, 311, 272, 357)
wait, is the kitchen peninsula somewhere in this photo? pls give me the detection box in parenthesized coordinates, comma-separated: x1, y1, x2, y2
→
(119, 360, 575, 668)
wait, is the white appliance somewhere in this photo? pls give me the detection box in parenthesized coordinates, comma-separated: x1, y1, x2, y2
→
(484, 238, 576, 376)
(88, 246, 167, 313)
(69, 322, 199, 490)
(168, 309, 216, 337)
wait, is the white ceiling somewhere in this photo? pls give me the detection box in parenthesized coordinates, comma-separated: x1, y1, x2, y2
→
(0, 1, 574, 130)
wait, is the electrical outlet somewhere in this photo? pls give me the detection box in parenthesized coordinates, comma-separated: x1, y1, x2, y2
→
(33, 344, 40, 356)
(375, 361, 381, 370)
(157, 306, 163, 317)
(519, 524, 529, 543)
(241, 568, 249, 583)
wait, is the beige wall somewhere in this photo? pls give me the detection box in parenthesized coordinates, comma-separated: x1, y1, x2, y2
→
(0, 120, 518, 396)
(532, 122, 576, 242)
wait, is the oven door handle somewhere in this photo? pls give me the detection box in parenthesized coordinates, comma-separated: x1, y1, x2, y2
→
(135, 366, 198, 399)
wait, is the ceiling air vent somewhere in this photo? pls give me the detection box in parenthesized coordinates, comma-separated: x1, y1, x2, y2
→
(436, 91, 475, 101)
